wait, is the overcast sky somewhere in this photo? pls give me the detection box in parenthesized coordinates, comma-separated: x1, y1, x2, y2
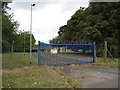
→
(8, 0, 89, 44)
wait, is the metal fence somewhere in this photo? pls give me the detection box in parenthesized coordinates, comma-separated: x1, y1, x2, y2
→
(2, 44, 38, 69)
(38, 41, 96, 65)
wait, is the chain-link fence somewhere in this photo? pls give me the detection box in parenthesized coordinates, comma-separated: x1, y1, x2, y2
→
(2, 40, 118, 69)
(2, 44, 38, 69)
(38, 41, 96, 65)
(96, 42, 118, 58)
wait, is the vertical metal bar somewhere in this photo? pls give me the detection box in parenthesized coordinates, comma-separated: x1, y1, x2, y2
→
(10, 41, 14, 69)
(93, 42, 96, 63)
(30, 4, 32, 64)
(0, 2, 2, 88)
(38, 41, 41, 65)
(24, 30, 25, 55)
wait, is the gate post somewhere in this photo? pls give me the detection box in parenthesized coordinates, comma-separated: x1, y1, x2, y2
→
(93, 42, 96, 63)
(38, 41, 40, 65)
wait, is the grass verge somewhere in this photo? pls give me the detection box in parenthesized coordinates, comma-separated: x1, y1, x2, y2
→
(50, 67, 81, 88)
(2, 52, 81, 88)
(92, 57, 119, 68)
(2, 66, 74, 88)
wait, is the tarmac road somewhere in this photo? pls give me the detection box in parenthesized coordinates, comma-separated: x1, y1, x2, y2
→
(58, 65, 119, 88)
(33, 52, 119, 88)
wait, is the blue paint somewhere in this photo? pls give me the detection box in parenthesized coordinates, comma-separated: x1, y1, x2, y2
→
(93, 42, 96, 63)
(41, 44, 93, 46)
(38, 41, 96, 66)
(38, 41, 40, 65)
(47, 61, 93, 66)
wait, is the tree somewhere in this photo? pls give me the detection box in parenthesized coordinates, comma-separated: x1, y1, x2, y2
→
(58, 25, 67, 36)
(14, 31, 36, 52)
(49, 36, 63, 44)
(54, 2, 120, 57)
(2, 2, 36, 52)
(2, 2, 19, 52)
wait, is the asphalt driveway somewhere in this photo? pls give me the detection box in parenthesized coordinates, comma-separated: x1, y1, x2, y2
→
(33, 52, 119, 88)
(57, 65, 119, 88)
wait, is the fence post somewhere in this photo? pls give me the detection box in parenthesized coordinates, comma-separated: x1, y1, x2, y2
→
(10, 41, 14, 69)
(93, 42, 96, 63)
(38, 41, 40, 65)
(104, 41, 107, 62)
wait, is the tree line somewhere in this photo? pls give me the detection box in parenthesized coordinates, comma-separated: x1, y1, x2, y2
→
(50, 2, 120, 57)
(2, 2, 36, 52)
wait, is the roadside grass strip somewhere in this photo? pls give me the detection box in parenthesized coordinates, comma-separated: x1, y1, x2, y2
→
(94, 58, 119, 68)
(2, 66, 80, 88)
(50, 67, 81, 88)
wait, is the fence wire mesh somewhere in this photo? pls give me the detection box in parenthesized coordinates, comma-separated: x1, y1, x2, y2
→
(2, 45, 38, 69)
(39, 44, 94, 65)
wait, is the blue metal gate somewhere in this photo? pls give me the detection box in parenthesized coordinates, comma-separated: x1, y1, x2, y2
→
(38, 41, 96, 65)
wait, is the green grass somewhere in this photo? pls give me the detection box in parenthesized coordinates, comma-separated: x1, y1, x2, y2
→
(64, 76, 81, 88)
(2, 66, 73, 88)
(93, 57, 119, 68)
(2, 53, 81, 88)
(2, 52, 37, 69)
(50, 67, 81, 88)
(2, 53, 119, 69)
(3, 52, 118, 88)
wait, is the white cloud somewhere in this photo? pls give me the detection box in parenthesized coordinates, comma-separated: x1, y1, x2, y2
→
(8, 1, 89, 44)
(13, 9, 30, 31)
